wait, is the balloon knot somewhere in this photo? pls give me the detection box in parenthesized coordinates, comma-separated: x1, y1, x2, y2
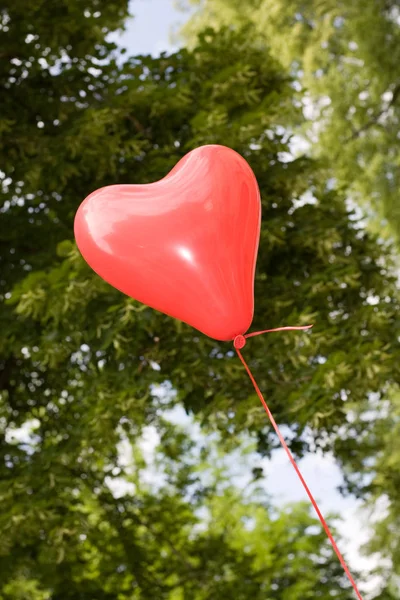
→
(233, 335, 246, 350)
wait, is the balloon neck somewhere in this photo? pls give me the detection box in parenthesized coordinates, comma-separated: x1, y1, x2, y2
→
(233, 335, 246, 350)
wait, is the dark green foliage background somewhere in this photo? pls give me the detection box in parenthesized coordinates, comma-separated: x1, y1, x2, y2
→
(1, 1, 399, 597)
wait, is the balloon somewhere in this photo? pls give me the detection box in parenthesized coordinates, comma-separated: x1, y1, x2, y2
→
(74, 145, 261, 341)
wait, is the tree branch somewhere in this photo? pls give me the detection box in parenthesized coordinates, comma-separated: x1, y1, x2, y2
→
(347, 82, 400, 143)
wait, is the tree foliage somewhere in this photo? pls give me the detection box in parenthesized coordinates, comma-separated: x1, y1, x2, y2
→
(181, 0, 400, 243)
(0, 413, 360, 599)
(181, 0, 400, 586)
(2, 25, 399, 457)
(1, 0, 400, 595)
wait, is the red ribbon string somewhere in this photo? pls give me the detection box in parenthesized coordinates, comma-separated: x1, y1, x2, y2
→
(234, 326, 363, 600)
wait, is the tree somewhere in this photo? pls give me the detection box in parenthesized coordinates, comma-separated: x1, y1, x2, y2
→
(180, 0, 400, 586)
(3, 23, 399, 459)
(1, 3, 400, 596)
(0, 416, 360, 599)
(0, 0, 129, 289)
(180, 0, 400, 243)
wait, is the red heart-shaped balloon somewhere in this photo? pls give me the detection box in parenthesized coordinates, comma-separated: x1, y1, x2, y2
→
(74, 145, 261, 341)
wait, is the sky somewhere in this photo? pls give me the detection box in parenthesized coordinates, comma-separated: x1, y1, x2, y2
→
(110, 0, 185, 56)
(106, 1, 384, 595)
